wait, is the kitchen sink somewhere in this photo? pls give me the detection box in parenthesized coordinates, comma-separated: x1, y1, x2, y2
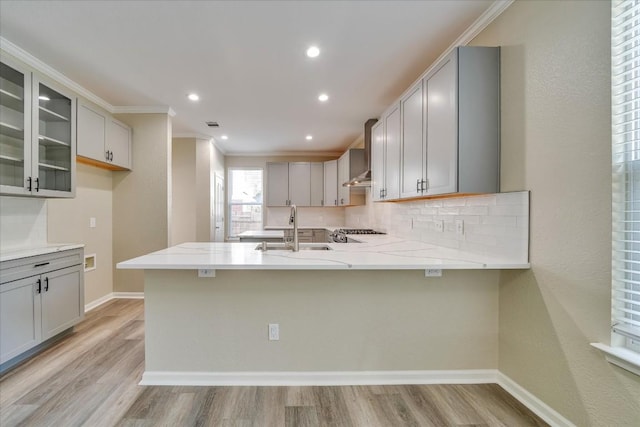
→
(255, 243, 333, 251)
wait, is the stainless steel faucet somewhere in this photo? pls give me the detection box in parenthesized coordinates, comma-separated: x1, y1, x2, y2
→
(289, 204, 299, 252)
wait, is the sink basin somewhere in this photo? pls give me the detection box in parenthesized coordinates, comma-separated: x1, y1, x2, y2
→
(255, 243, 333, 251)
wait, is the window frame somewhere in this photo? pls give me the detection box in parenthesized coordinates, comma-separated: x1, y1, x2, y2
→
(226, 167, 265, 239)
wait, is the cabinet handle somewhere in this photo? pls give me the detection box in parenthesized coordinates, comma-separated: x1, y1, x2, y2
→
(36, 278, 41, 294)
(44, 277, 49, 292)
(27, 177, 32, 192)
(34, 262, 50, 268)
(105, 150, 110, 161)
(109, 151, 113, 162)
(35, 178, 39, 192)
(340, 198, 344, 205)
(417, 178, 421, 193)
(334, 199, 337, 206)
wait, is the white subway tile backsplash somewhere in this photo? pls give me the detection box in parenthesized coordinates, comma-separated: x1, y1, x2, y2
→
(345, 189, 530, 264)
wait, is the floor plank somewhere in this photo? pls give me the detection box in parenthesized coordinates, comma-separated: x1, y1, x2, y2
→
(0, 299, 549, 427)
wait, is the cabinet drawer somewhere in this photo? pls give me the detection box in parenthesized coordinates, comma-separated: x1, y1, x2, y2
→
(0, 249, 83, 285)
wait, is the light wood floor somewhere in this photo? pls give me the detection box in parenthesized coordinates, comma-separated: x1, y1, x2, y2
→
(0, 299, 548, 427)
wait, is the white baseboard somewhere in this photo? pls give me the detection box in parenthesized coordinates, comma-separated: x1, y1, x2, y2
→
(497, 372, 575, 427)
(84, 292, 144, 313)
(140, 369, 499, 387)
(112, 292, 144, 299)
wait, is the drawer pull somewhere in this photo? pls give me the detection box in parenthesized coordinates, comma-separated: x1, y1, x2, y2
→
(34, 262, 50, 268)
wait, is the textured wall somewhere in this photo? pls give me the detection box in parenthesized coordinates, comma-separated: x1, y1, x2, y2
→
(47, 163, 113, 305)
(112, 114, 171, 293)
(471, 1, 640, 425)
(145, 269, 499, 372)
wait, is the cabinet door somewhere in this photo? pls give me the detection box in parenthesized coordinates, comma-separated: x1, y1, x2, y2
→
(426, 54, 457, 195)
(337, 153, 349, 205)
(384, 104, 401, 200)
(41, 266, 83, 341)
(107, 118, 132, 170)
(323, 160, 338, 206)
(371, 121, 385, 202)
(0, 276, 41, 364)
(400, 82, 425, 198)
(266, 162, 289, 206)
(288, 162, 311, 206)
(77, 101, 107, 162)
(0, 58, 32, 196)
(310, 162, 324, 206)
(32, 76, 76, 198)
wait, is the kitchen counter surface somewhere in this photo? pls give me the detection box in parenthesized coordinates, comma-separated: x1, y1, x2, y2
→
(118, 235, 529, 270)
(0, 243, 85, 262)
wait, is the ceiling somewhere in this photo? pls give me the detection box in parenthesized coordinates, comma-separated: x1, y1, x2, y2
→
(0, 0, 496, 155)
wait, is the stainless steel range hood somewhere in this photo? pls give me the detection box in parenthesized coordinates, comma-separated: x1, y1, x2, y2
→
(344, 118, 378, 187)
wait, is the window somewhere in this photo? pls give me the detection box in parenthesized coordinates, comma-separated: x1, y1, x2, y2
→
(612, 0, 640, 353)
(228, 168, 263, 238)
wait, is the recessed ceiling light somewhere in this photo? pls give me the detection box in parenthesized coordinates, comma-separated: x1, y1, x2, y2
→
(38, 95, 50, 101)
(306, 46, 320, 58)
(318, 93, 329, 102)
(221, 135, 229, 140)
(187, 93, 200, 101)
(305, 135, 313, 140)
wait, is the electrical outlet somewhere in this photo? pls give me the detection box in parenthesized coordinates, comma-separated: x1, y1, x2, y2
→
(455, 219, 464, 235)
(435, 220, 444, 232)
(269, 323, 280, 341)
(198, 269, 216, 277)
(425, 269, 443, 277)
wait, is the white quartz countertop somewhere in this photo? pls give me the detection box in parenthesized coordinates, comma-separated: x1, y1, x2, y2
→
(237, 230, 284, 238)
(0, 243, 85, 262)
(117, 235, 529, 270)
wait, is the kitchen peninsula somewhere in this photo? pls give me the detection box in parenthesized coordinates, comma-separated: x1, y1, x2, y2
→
(118, 235, 529, 386)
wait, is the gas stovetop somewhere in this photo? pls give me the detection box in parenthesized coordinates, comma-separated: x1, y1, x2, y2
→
(334, 228, 385, 235)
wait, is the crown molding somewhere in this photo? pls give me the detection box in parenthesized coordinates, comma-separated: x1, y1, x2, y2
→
(224, 151, 343, 158)
(0, 36, 113, 112)
(112, 105, 176, 116)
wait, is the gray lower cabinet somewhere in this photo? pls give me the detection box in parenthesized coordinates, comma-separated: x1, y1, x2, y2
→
(0, 249, 84, 367)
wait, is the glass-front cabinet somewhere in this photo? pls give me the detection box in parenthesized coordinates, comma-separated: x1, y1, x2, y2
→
(0, 56, 75, 197)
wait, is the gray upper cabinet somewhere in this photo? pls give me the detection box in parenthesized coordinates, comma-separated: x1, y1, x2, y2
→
(376, 46, 500, 202)
(0, 55, 76, 198)
(310, 162, 324, 206)
(372, 105, 400, 201)
(323, 159, 338, 207)
(423, 46, 500, 196)
(266, 162, 289, 206)
(371, 121, 385, 202)
(288, 162, 311, 206)
(400, 81, 425, 198)
(77, 100, 132, 171)
(383, 104, 401, 200)
(337, 148, 365, 206)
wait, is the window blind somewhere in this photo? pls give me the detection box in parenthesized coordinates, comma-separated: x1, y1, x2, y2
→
(612, 0, 640, 350)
